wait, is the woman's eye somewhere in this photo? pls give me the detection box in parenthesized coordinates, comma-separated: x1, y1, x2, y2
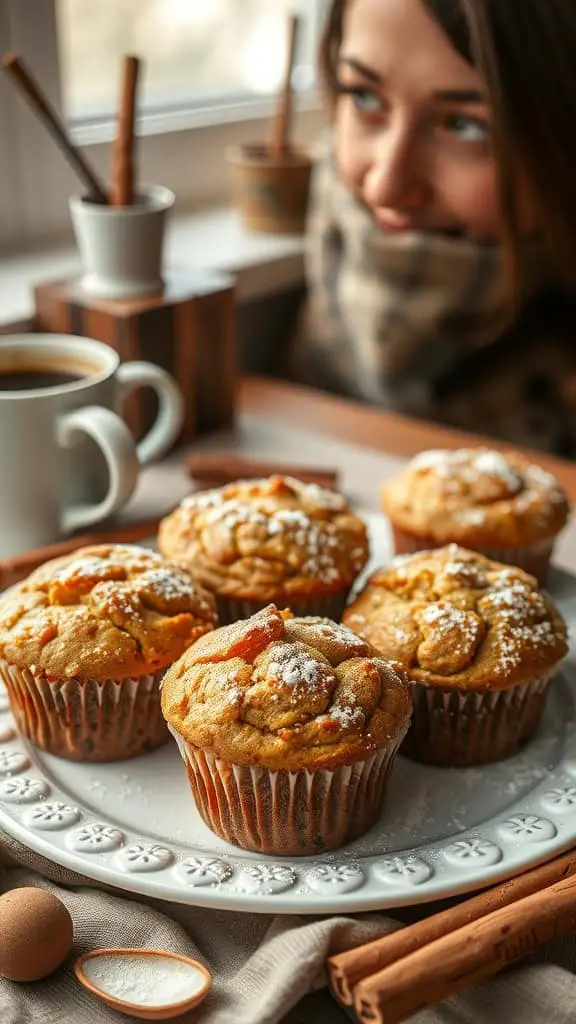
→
(338, 85, 384, 115)
(445, 114, 490, 142)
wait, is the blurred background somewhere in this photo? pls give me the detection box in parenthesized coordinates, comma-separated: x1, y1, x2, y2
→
(58, 0, 317, 119)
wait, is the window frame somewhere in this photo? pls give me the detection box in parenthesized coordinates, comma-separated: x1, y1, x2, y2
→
(0, 0, 328, 250)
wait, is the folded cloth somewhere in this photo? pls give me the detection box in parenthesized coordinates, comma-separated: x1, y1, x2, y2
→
(1, 831, 576, 1024)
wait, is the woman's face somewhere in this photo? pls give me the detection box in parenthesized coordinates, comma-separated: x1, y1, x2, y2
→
(334, 0, 538, 240)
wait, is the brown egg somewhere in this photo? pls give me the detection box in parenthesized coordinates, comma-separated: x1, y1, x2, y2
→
(0, 887, 74, 982)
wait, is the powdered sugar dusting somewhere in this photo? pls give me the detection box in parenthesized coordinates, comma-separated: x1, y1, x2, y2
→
(327, 703, 364, 729)
(315, 619, 368, 648)
(139, 568, 196, 601)
(409, 448, 567, 518)
(56, 556, 117, 581)
(419, 603, 483, 648)
(382, 548, 566, 679)
(410, 448, 521, 491)
(187, 496, 346, 584)
(267, 645, 331, 688)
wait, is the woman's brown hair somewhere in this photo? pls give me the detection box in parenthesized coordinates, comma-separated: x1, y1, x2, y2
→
(320, 0, 576, 296)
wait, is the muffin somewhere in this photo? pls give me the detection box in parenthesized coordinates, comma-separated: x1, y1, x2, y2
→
(0, 544, 217, 762)
(161, 604, 411, 855)
(382, 448, 570, 582)
(343, 545, 568, 767)
(158, 475, 369, 625)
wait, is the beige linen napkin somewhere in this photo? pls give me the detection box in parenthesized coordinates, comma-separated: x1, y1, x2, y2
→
(2, 832, 576, 1024)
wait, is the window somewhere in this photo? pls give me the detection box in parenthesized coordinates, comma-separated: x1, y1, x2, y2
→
(0, 0, 328, 248)
(58, 0, 319, 122)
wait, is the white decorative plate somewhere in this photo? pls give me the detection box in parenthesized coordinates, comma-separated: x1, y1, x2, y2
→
(1, 515, 576, 914)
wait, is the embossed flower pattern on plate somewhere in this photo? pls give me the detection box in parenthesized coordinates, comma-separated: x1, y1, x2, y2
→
(67, 823, 124, 853)
(176, 857, 233, 887)
(118, 844, 174, 873)
(237, 864, 297, 895)
(498, 815, 557, 843)
(305, 864, 365, 895)
(444, 838, 502, 867)
(25, 801, 80, 831)
(0, 750, 30, 776)
(373, 856, 433, 886)
(0, 776, 49, 803)
(541, 786, 576, 813)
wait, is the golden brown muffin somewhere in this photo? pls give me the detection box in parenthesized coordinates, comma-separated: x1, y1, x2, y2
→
(0, 544, 217, 761)
(162, 604, 411, 854)
(343, 545, 568, 766)
(157, 475, 369, 624)
(382, 448, 570, 581)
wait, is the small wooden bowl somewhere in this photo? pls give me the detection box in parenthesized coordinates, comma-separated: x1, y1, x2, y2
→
(74, 947, 212, 1021)
(226, 142, 312, 234)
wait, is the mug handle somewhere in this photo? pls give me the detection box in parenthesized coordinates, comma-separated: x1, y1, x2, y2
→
(57, 405, 140, 533)
(117, 361, 184, 465)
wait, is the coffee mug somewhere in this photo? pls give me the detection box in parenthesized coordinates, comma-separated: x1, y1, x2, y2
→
(0, 334, 184, 557)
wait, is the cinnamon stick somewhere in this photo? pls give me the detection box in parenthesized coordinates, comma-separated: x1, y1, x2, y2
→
(270, 14, 299, 158)
(2, 53, 108, 203)
(328, 847, 576, 1006)
(353, 871, 576, 1024)
(0, 519, 160, 590)
(187, 452, 340, 491)
(111, 54, 140, 206)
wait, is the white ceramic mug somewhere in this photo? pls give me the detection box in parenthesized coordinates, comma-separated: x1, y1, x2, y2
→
(69, 184, 174, 299)
(0, 334, 184, 557)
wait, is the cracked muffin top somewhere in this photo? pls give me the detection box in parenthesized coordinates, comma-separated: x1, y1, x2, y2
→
(0, 544, 217, 681)
(161, 604, 411, 770)
(382, 448, 570, 548)
(343, 545, 568, 691)
(157, 476, 369, 600)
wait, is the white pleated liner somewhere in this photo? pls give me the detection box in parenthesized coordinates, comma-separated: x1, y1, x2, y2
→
(214, 589, 350, 627)
(173, 733, 404, 855)
(0, 661, 168, 762)
(402, 672, 554, 767)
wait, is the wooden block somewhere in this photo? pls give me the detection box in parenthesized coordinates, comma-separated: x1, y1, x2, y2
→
(33, 271, 237, 443)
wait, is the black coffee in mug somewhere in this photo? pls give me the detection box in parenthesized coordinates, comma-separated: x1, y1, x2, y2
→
(0, 368, 85, 391)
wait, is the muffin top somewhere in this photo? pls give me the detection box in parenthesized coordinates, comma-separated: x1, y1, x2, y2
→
(0, 544, 217, 681)
(343, 545, 568, 691)
(158, 476, 369, 600)
(381, 448, 570, 548)
(161, 604, 411, 770)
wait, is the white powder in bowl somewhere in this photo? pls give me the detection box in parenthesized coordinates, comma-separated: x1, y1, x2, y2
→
(83, 953, 208, 1008)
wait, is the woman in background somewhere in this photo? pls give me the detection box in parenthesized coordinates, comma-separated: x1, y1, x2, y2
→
(289, 0, 576, 456)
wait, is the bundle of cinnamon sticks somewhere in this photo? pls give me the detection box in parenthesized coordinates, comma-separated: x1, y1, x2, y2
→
(327, 848, 576, 1023)
(2, 52, 141, 207)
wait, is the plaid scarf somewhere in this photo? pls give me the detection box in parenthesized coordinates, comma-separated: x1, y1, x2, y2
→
(290, 143, 549, 414)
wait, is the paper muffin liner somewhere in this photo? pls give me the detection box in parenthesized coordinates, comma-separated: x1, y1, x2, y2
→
(0, 661, 169, 762)
(214, 589, 350, 627)
(390, 524, 554, 583)
(401, 672, 554, 767)
(169, 727, 404, 855)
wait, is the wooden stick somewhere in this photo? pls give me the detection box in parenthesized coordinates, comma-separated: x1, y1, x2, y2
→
(328, 847, 576, 1005)
(111, 54, 140, 206)
(2, 53, 108, 203)
(0, 519, 161, 590)
(270, 14, 299, 158)
(353, 870, 576, 1024)
(187, 452, 340, 491)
